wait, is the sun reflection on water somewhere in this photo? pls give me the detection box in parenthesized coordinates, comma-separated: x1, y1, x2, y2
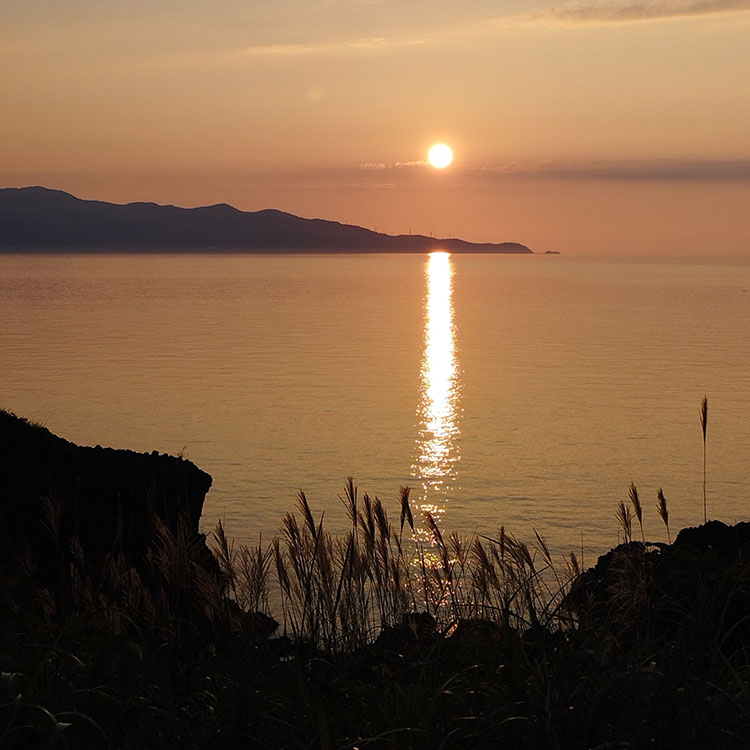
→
(412, 252, 461, 531)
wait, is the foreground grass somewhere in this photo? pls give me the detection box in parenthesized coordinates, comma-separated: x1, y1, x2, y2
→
(2, 480, 750, 748)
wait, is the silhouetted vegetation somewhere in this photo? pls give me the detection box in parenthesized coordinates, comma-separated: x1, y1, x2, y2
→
(2, 487, 750, 748)
(701, 395, 709, 523)
(1, 403, 749, 748)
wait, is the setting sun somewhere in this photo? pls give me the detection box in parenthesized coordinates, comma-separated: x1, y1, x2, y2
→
(427, 143, 453, 169)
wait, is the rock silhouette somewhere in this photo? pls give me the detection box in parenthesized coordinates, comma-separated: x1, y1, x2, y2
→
(0, 410, 213, 586)
(566, 519, 750, 650)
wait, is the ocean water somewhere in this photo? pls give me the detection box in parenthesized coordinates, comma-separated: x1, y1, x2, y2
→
(2, 252, 749, 561)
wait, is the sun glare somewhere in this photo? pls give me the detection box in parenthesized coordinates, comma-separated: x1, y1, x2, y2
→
(428, 143, 453, 169)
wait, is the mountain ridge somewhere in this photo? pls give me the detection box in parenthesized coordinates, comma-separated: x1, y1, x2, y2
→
(0, 186, 533, 254)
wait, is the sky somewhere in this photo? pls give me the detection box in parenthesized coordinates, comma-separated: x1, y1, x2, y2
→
(2, 0, 749, 255)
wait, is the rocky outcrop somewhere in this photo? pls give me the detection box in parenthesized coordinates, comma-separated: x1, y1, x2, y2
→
(674, 519, 750, 559)
(566, 520, 750, 649)
(0, 410, 213, 585)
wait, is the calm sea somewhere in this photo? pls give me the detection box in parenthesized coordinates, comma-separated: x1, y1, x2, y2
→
(2, 253, 749, 560)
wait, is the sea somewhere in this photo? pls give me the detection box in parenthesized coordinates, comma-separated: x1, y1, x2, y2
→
(2, 252, 749, 562)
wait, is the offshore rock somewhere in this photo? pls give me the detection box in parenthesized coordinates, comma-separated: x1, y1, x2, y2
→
(0, 410, 214, 585)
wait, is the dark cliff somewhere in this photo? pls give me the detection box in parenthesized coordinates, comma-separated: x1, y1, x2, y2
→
(0, 410, 213, 584)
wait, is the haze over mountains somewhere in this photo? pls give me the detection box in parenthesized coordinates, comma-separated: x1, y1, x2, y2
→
(0, 187, 532, 254)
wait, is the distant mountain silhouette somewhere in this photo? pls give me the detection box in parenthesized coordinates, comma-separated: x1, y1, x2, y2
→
(0, 186, 533, 254)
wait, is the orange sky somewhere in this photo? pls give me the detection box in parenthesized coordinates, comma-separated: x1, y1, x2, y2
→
(2, 0, 749, 255)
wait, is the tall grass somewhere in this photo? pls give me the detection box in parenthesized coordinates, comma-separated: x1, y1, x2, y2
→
(0, 480, 585, 747)
(657, 487, 671, 543)
(628, 482, 644, 543)
(264, 480, 575, 651)
(4, 399, 748, 747)
(616, 500, 633, 543)
(4, 470, 750, 748)
(700, 395, 708, 523)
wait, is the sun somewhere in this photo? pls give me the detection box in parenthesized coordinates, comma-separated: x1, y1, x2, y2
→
(428, 143, 453, 169)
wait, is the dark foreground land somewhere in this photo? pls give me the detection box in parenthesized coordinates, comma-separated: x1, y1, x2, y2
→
(1, 410, 749, 748)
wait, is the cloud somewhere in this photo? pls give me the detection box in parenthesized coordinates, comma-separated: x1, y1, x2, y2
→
(356, 160, 427, 170)
(522, 0, 750, 27)
(153, 0, 750, 70)
(345, 159, 750, 183)
(477, 158, 750, 181)
(238, 35, 426, 58)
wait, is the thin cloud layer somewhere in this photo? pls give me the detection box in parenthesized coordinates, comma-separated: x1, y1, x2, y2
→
(155, 0, 750, 66)
(500, 159, 750, 181)
(536, 0, 750, 26)
(344, 159, 750, 183)
(356, 161, 427, 170)
(575, 160, 750, 181)
(238, 35, 427, 58)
